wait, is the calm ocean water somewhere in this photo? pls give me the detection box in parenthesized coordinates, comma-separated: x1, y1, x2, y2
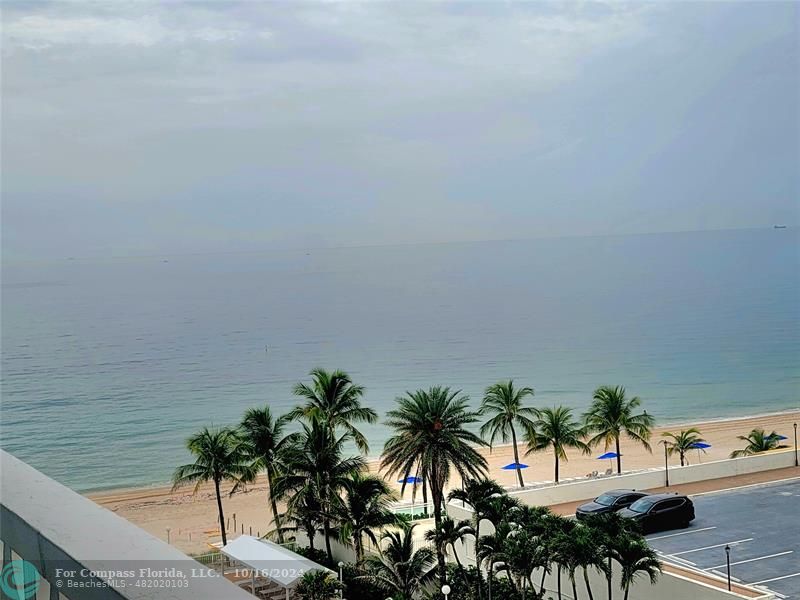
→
(1, 228, 798, 492)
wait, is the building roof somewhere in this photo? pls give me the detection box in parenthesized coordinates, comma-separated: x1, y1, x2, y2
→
(221, 535, 333, 588)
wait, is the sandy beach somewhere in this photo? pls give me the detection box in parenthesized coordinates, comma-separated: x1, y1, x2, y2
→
(89, 410, 799, 555)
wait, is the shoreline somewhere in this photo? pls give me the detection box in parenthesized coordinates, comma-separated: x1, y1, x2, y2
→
(87, 407, 799, 498)
(89, 409, 800, 554)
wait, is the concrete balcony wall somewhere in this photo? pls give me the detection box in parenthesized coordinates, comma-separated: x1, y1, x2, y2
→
(0, 450, 253, 600)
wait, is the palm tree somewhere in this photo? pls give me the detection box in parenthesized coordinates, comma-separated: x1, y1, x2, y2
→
(583, 512, 640, 600)
(275, 421, 366, 561)
(525, 406, 590, 483)
(566, 524, 608, 600)
(613, 537, 661, 600)
(730, 429, 782, 458)
(584, 386, 655, 474)
(424, 516, 473, 569)
(274, 493, 323, 551)
(336, 472, 399, 563)
(359, 524, 437, 600)
(480, 380, 537, 487)
(290, 368, 378, 453)
(448, 478, 506, 599)
(171, 427, 252, 546)
(478, 520, 518, 597)
(661, 428, 705, 466)
(382, 386, 488, 588)
(295, 570, 343, 600)
(239, 406, 295, 543)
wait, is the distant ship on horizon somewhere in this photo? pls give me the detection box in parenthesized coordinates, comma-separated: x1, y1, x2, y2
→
(773, 225, 787, 229)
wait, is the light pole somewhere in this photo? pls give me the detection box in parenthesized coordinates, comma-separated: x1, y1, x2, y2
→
(661, 440, 670, 487)
(166, 527, 171, 545)
(794, 423, 798, 467)
(338, 561, 345, 599)
(725, 545, 731, 591)
(441, 584, 451, 600)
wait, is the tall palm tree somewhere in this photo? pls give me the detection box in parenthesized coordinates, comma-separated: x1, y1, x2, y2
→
(661, 428, 705, 466)
(584, 386, 655, 474)
(275, 421, 366, 561)
(382, 386, 488, 588)
(171, 427, 252, 546)
(424, 516, 473, 569)
(336, 472, 399, 563)
(730, 429, 782, 458)
(565, 524, 608, 600)
(480, 380, 537, 487)
(448, 478, 506, 600)
(525, 406, 590, 483)
(612, 537, 661, 600)
(359, 524, 437, 600)
(295, 570, 343, 600)
(239, 406, 295, 543)
(290, 368, 378, 453)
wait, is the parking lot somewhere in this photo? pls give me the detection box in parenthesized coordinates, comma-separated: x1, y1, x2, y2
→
(646, 479, 800, 599)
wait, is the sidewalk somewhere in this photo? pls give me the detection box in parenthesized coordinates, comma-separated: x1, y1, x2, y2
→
(547, 466, 800, 516)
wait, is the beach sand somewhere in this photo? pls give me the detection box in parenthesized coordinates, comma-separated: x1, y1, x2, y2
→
(89, 410, 799, 555)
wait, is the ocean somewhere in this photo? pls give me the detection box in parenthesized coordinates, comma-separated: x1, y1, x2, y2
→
(1, 228, 798, 492)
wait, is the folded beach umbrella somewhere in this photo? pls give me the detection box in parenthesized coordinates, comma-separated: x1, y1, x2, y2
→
(501, 462, 529, 470)
(767, 434, 788, 441)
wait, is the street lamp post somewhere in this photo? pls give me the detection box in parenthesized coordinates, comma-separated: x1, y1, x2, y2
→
(725, 545, 731, 591)
(794, 423, 798, 467)
(338, 562, 345, 599)
(441, 584, 451, 600)
(662, 440, 670, 487)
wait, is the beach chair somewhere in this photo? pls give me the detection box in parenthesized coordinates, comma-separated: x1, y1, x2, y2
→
(604, 468, 613, 476)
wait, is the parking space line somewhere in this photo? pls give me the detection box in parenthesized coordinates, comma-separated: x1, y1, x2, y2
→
(671, 538, 753, 556)
(648, 526, 717, 541)
(705, 550, 794, 571)
(752, 572, 800, 585)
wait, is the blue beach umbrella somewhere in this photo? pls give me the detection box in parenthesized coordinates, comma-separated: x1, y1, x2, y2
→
(688, 441, 711, 463)
(501, 462, 529, 470)
(688, 442, 711, 449)
(397, 476, 423, 484)
(597, 451, 619, 470)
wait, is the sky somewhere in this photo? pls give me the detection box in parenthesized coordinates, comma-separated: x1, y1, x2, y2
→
(2, 1, 798, 260)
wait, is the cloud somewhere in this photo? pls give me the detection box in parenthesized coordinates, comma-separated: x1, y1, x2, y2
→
(1, 1, 797, 259)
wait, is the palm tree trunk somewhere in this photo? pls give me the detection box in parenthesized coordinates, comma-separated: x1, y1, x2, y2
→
(323, 518, 334, 561)
(307, 525, 316, 551)
(555, 451, 560, 484)
(269, 488, 284, 544)
(557, 565, 562, 600)
(680, 452, 685, 467)
(623, 585, 630, 600)
(584, 568, 595, 600)
(511, 425, 524, 487)
(431, 468, 447, 588)
(422, 479, 428, 514)
(452, 543, 463, 569)
(475, 518, 482, 600)
(607, 555, 613, 600)
(615, 437, 622, 474)
(540, 568, 547, 594)
(214, 478, 227, 546)
(571, 573, 578, 600)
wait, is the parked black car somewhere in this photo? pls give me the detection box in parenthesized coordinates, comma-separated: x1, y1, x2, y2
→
(575, 489, 650, 520)
(617, 493, 696, 533)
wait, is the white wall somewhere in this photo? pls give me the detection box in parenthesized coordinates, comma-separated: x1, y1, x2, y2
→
(498, 449, 796, 509)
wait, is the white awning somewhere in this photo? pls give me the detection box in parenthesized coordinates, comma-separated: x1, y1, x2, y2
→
(220, 535, 333, 588)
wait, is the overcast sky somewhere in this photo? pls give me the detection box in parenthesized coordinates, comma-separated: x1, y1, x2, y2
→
(2, 1, 798, 259)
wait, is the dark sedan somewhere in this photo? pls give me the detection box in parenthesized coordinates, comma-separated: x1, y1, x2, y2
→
(576, 489, 650, 520)
(617, 493, 696, 533)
